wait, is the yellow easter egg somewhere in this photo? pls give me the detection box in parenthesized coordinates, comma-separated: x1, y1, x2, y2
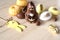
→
(48, 7, 60, 15)
(9, 5, 21, 16)
(48, 24, 59, 35)
(16, 0, 28, 6)
(36, 4, 45, 14)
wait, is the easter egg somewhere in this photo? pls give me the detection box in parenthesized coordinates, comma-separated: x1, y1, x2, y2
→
(9, 5, 22, 16)
(48, 24, 59, 35)
(16, 0, 28, 6)
(36, 4, 45, 14)
(48, 7, 60, 15)
(39, 11, 52, 21)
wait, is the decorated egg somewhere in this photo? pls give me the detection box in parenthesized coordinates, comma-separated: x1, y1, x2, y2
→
(39, 11, 52, 21)
(48, 24, 59, 35)
(36, 4, 45, 14)
(48, 7, 60, 15)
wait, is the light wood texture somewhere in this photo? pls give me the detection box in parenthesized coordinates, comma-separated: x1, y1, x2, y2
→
(0, 0, 60, 40)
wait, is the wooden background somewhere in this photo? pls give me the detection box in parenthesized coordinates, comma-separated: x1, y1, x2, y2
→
(0, 0, 60, 40)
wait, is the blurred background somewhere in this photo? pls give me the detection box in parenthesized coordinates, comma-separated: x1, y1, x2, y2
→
(0, 0, 60, 40)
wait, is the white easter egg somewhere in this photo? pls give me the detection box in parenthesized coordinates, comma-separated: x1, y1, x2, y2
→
(39, 11, 52, 21)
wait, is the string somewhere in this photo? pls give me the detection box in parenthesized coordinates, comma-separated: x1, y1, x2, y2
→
(0, 17, 12, 27)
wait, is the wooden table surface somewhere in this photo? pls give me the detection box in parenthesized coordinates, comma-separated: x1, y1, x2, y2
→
(0, 0, 60, 40)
